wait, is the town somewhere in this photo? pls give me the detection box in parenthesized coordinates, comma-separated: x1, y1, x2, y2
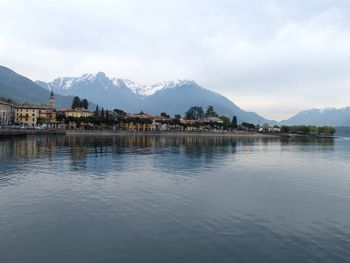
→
(0, 92, 336, 136)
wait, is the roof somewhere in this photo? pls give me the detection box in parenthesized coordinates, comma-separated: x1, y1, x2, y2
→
(126, 113, 155, 119)
(15, 104, 48, 109)
(0, 100, 14, 107)
(58, 108, 91, 113)
(202, 117, 224, 123)
(126, 114, 171, 120)
(180, 118, 198, 124)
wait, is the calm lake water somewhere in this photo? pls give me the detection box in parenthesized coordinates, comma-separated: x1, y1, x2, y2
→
(1, 135, 350, 263)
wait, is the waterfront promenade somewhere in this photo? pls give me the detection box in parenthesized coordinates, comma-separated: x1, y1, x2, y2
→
(0, 128, 66, 138)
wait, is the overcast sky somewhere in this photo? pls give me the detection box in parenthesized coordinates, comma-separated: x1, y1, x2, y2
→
(1, 0, 350, 120)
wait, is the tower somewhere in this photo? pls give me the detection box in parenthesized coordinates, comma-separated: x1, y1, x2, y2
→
(49, 90, 55, 110)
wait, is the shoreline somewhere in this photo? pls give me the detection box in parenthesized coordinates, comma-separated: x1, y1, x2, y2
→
(0, 128, 66, 138)
(65, 130, 281, 138)
(0, 129, 337, 139)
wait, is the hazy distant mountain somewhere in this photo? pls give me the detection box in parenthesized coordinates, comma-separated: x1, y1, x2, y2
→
(281, 107, 350, 127)
(0, 65, 95, 110)
(37, 73, 274, 124)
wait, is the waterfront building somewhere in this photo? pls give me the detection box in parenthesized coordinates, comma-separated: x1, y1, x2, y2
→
(9, 91, 58, 127)
(0, 100, 14, 126)
(14, 105, 50, 126)
(59, 108, 94, 118)
(121, 114, 160, 131)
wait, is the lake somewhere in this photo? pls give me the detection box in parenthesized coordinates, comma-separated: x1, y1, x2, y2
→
(1, 135, 350, 263)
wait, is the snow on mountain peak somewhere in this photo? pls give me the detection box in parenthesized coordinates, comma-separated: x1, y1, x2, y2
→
(120, 79, 195, 96)
(47, 72, 196, 96)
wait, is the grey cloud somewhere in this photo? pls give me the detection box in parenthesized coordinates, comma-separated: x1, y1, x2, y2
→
(0, 0, 350, 119)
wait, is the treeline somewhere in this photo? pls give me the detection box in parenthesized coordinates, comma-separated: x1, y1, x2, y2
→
(280, 125, 336, 135)
(63, 99, 337, 135)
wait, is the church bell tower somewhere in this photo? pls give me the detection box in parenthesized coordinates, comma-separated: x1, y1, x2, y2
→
(49, 90, 55, 110)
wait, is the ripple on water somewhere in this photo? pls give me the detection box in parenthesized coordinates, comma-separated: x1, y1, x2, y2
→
(1, 135, 350, 263)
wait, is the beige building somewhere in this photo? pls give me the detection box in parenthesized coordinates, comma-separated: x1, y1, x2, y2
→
(59, 108, 94, 118)
(0, 100, 14, 126)
(15, 105, 49, 126)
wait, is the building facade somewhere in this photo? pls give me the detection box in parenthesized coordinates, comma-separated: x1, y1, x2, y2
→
(59, 108, 94, 118)
(15, 105, 49, 126)
(0, 100, 14, 126)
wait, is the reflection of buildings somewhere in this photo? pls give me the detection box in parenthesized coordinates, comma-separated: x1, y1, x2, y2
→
(0, 137, 57, 159)
(0, 100, 14, 126)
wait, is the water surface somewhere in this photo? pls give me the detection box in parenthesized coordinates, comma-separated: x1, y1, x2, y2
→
(1, 135, 350, 263)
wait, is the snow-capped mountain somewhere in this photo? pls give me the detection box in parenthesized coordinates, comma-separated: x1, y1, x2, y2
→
(280, 107, 350, 126)
(120, 79, 194, 96)
(0, 65, 96, 110)
(36, 72, 274, 124)
(37, 72, 141, 112)
(41, 73, 197, 97)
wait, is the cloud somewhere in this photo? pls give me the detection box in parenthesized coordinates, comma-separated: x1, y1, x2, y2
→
(0, 0, 350, 120)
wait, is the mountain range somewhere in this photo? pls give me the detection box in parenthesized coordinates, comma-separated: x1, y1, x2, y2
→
(36, 72, 274, 124)
(1, 64, 350, 127)
(280, 107, 350, 127)
(0, 66, 95, 110)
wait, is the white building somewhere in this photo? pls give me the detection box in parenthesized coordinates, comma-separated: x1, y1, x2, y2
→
(0, 100, 14, 126)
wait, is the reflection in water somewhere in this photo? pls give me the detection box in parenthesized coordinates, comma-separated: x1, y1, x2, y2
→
(0, 135, 349, 263)
(0, 134, 336, 160)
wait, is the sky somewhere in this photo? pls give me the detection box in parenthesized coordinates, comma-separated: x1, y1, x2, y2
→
(1, 0, 350, 120)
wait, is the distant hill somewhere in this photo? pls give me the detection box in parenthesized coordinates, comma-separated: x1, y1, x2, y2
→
(37, 73, 274, 124)
(0, 65, 95, 110)
(335, 127, 350, 137)
(280, 107, 350, 127)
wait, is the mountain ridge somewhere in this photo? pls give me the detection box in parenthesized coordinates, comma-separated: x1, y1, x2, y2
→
(0, 65, 96, 110)
(36, 72, 274, 124)
(2, 65, 349, 127)
(280, 107, 350, 127)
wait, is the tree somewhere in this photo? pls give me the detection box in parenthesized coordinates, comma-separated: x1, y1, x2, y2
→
(81, 99, 89, 110)
(185, 106, 204, 120)
(106, 110, 109, 118)
(113, 108, 127, 117)
(204, 105, 218, 118)
(160, 112, 170, 118)
(139, 110, 144, 115)
(219, 116, 231, 129)
(95, 105, 99, 116)
(37, 117, 46, 125)
(231, 116, 237, 129)
(101, 108, 105, 117)
(71, 96, 81, 109)
(174, 114, 181, 119)
(318, 126, 336, 135)
(280, 125, 289, 133)
(241, 122, 256, 130)
(56, 112, 66, 122)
